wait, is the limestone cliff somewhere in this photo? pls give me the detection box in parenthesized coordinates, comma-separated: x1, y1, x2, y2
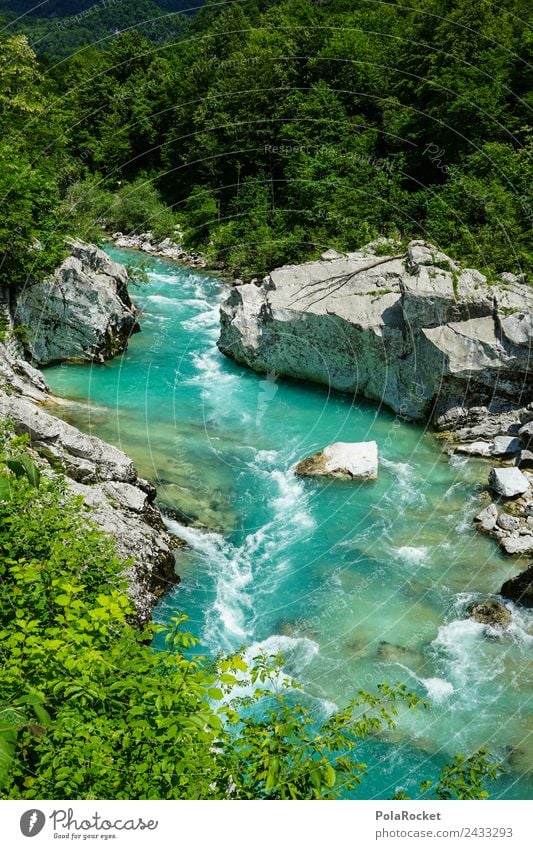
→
(218, 240, 533, 425)
(14, 239, 140, 366)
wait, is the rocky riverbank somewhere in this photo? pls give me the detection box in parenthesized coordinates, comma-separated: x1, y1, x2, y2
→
(0, 241, 182, 623)
(218, 238, 533, 596)
(111, 231, 208, 269)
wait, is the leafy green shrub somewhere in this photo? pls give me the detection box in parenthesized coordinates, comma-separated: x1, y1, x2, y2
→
(106, 178, 177, 241)
(62, 177, 115, 243)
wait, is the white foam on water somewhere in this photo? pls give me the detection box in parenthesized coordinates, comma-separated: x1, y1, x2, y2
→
(181, 304, 220, 332)
(431, 617, 505, 702)
(182, 297, 213, 309)
(268, 469, 315, 531)
(445, 592, 533, 650)
(165, 466, 314, 651)
(442, 481, 463, 498)
(146, 294, 183, 306)
(245, 634, 320, 669)
(213, 634, 322, 704)
(188, 347, 239, 392)
(165, 519, 253, 648)
(146, 272, 183, 285)
(381, 457, 422, 505)
(396, 545, 429, 568)
(448, 453, 469, 469)
(253, 449, 279, 467)
(420, 676, 455, 703)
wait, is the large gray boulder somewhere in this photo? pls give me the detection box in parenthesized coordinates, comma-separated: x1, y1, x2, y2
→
(489, 467, 530, 498)
(218, 240, 533, 422)
(14, 239, 139, 366)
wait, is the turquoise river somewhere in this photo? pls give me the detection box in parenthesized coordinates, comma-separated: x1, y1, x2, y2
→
(45, 248, 533, 799)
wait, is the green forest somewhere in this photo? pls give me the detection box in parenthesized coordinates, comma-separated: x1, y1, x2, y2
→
(0, 0, 531, 283)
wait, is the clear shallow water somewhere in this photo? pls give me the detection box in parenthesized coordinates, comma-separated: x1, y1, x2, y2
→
(45, 248, 533, 799)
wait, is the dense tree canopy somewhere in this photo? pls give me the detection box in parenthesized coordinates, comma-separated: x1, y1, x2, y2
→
(0, 0, 531, 275)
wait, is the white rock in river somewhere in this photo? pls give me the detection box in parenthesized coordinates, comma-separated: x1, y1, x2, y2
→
(455, 441, 493, 457)
(295, 440, 378, 480)
(489, 466, 530, 498)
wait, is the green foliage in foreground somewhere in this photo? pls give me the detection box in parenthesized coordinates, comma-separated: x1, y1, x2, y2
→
(0, 435, 500, 800)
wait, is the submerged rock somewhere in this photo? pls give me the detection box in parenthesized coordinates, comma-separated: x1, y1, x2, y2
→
(218, 239, 533, 423)
(467, 599, 512, 628)
(501, 564, 533, 608)
(489, 467, 530, 498)
(376, 641, 428, 672)
(14, 239, 140, 366)
(295, 440, 378, 481)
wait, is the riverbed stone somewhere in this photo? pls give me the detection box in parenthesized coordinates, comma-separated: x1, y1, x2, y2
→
(496, 512, 520, 532)
(493, 435, 521, 456)
(519, 421, 533, 448)
(320, 249, 344, 261)
(219, 239, 533, 423)
(489, 467, 530, 498)
(455, 441, 493, 457)
(501, 535, 533, 556)
(295, 440, 378, 481)
(474, 503, 498, 532)
(467, 599, 512, 628)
